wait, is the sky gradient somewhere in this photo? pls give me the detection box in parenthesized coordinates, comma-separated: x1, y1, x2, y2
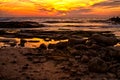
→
(0, 0, 120, 18)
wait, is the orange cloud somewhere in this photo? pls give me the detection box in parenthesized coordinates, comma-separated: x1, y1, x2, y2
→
(0, 0, 120, 17)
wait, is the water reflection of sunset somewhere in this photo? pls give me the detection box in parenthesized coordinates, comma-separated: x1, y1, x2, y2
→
(0, 37, 68, 48)
(25, 38, 68, 48)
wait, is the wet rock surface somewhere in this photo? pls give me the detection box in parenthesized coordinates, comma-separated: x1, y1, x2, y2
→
(0, 21, 45, 28)
(90, 33, 118, 46)
(0, 31, 120, 80)
(88, 57, 108, 72)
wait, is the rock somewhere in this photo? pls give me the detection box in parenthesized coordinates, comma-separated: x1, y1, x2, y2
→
(86, 39, 97, 46)
(68, 47, 78, 54)
(69, 49, 82, 57)
(88, 44, 101, 50)
(10, 42, 16, 47)
(1, 63, 6, 65)
(81, 55, 89, 63)
(108, 63, 120, 73)
(32, 58, 40, 63)
(87, 50, 98, 57)
(109, 16, 120, 23)
(39, 44, 47, 50)
(107, 73, 116, 78)
(23, 53, 33, 56)
(88, 57, 108, 72)
(107, 47, 120, 58)
(70, 69, 77, 77)
(40, 57, 47, 63)
(27, 56, 33, 61)
(74, 56, 81, 60)
(117, 39, 120, 42)
(19, 38, 27, 47)
(49, 56, 68, 61)
(55, 42, 68, 50)
(32, 56, 47, 63)
(117, 70, 120, 78)
(10, 60, 17, 64)
(22, 64, 29, 70)
(48, 44, 56, 49)
(91, 34, 118, 46)
(68, 38, 87, 47)
(0, 21, 44, 28)
(74, 44, 88, 50)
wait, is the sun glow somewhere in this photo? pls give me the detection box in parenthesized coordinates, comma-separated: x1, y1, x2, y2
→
(0, 0, 119, 17)
(31, 0, 105, 11)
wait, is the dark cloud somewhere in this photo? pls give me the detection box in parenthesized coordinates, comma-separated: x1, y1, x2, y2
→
(93, 0, 120, 8)
(78, 9, 92, 13)
(64, 8, 93, 17)
(68, 8, 93, 14)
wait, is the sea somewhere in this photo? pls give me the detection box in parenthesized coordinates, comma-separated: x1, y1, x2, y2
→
(0, 17, 120, 48)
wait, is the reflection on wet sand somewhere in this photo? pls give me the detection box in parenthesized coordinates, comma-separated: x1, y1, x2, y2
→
(0, 37, 68, 48)
(25, 38, 68, 48)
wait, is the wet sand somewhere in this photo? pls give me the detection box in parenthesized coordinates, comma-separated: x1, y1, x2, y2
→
(0, 30, 120, 80)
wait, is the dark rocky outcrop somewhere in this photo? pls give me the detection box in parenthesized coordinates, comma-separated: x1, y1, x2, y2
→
(39, 44, 47, 50)
(55, 42, 68, 50)
(68, 38, 87, 47)
(109, 16, 120, 23)
(88, 57, 108, 73)
(1, 30, 120, 79)
(0, 21, 45, 28)
(90, 33, 118, 46)
(48, 44, 56, 49)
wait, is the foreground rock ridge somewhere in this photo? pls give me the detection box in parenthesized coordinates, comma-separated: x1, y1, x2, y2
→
(0, 31, 120, 80)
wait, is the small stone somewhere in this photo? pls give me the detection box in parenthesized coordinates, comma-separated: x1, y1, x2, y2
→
(81, 55, 89, 63)
(88, 44, 101, 49)
(27, 57, 33, 61)
(32, 58, 40, 63)
(11, 60, 17, 64)
(55, 42, 68, 50)
(102, 77, 107, 80)
(88, 57, 108, 72)
(87, 50, 98, 57)
(74, 44, 87, 50)
(51, 56, 68, 61)
(26, 76, 31, 80)
(71, 69, 76, 73)
(1, 63, 6, 65)
(68, 38, 87, 47)
(39, 44, 47, 50)
(23, 53, 33, 56)
(40, 57, 47, 63)
(70, 49, 81, 57)
(22, 65, 28, 70)
(117, 70, 120, 78)
(19, 38, 27, 47)
(107, 73, 116, 78)
(48, 44, 56, 49)
(75, 56, 81, 59)
(108, 63, 120, 73)
(86, 39, 96, 46)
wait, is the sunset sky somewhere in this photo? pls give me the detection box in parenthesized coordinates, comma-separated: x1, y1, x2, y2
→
(0, 0, 120, 18)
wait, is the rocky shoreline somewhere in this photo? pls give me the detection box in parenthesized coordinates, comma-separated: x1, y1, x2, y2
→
(0, 31, 120, 80)
(0, 21, 45, 28)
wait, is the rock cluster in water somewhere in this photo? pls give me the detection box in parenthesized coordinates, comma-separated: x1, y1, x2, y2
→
(0, 21, 45, 28)
(109, 16, 120, 23)
(0, 31, 120, 80)
(37, 32, 120, 79)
